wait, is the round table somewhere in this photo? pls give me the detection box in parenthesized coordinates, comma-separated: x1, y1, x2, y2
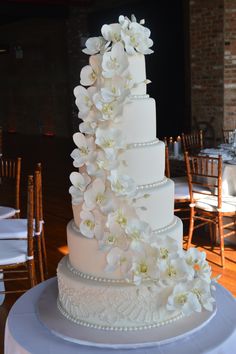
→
(4, 277, 236, 354)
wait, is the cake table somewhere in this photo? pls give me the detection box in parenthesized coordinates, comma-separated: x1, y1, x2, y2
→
(4, 277, 236, 354)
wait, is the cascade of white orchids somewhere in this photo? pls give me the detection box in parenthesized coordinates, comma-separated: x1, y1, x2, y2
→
(69, 14, 216, 316)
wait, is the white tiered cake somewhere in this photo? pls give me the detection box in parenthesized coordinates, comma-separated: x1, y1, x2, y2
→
(57, 15, 215, 332)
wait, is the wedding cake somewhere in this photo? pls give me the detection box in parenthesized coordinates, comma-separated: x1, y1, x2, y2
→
(57, 15, 215, 331)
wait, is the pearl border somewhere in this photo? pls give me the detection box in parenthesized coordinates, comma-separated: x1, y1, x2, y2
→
(152, 217, 178, 234)
(136, 177, 168, 191)
(127, 139, 159, 149)
(57, 298, 184, 332)
(130, 94, 149, 100)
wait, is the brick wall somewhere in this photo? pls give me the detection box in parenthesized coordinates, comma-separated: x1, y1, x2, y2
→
(224, 0, 236, 130)
(190, 0, 224, 144)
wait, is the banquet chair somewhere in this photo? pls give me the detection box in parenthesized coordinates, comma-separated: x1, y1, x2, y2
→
(181, 130, 204, 154)
(0, 165, 46, 284)
(185, 151, 236, 267)
(165, 145, 190, 233)
(222, 128, 235, 144)
(0, 157, 22, 219)
(35, 162, 48, 279)
(0, 175, 37, 297)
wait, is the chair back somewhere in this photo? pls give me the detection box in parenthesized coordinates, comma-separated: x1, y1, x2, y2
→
(184, 151, 222, 209)
(0, 157, 22, 215)
(27, 175, 35, 261)
(181, 130, 203, 153)
(222, 128, 235, 144)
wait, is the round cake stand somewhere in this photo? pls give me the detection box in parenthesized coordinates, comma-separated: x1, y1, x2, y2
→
(36, 279, 216, 350)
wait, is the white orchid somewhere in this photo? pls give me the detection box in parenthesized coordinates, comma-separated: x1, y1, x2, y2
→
(80, 54, 102, 86)
(95, 127, 125, 160)
(151, 235, 180, 261)
(125, 218, 151, 242)
(120, 18, 154, 55)
(108, 170, 136, 197)
(102, 42, 128, 78)
(69, 171, 91, 204)
(105, 247, 132, 275)
(82, 36, 106, 55)
(71, 133, 96, 167)
(80, 208, 105, 239)
(93, 92, 123, 122)
(79, 119, 97, 135)
(190, 278, 215, 312)
(84, 178, 115, 214)
(159, 258, 194, 284)
(74, 86, 98, 120)
(129, 242, 159, 285)
(100, 76, 130, 103)
(185, 248, 212, 283)
(99, 230, 129, 252)
(107, 206, 136, 236)
(101, 23, 122, 43)
(167, 283, 201, 316)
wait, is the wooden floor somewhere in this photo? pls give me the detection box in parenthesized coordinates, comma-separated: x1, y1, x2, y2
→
(0, 132, 236, 354)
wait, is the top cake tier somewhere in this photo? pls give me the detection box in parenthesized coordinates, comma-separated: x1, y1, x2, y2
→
(128, 53, 147, 96)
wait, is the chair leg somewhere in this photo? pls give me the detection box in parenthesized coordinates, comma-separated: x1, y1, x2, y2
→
(187, 207, 195, 249)
(41, 229, 48, 277)
(28, 259, 37, 288)
(36, 236, 45, 282)
(218, 214, 225, 268)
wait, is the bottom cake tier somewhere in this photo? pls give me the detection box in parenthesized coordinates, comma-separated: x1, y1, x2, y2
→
(57, 256, 184, 331)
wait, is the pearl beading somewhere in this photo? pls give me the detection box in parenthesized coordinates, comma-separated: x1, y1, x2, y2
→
(129, 94, 149, 100)
(136, 177, 168, 191)
(127, 139, 159, 149)
(152, 217, 178, 235)
(57, 298, 184, 331)
(66, 257, 127, 284)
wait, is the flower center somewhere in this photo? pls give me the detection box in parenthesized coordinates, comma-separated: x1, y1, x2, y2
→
(116, 210, 127, 226)
(101, 138, 115, 148)
(113, 180, 125, 193)
(102, 103, 113, 117)
(84, 219, 95, 230)
(160, 248, 169, 259)
(80, 146, 89, 155)
(167, 265, 177, 277)
(96, 193, 106, 204)
(176, 293, 187, 305)
(139, 262, 148, 274)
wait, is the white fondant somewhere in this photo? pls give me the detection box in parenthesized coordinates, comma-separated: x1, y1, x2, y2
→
(67, 216, 182, 279)
(118, 98, 156, 144)
(119, 140, 165, 184)
(127, 54, 147, 96)
(135, 178, 175, 230)
(57, 256, 182, 330)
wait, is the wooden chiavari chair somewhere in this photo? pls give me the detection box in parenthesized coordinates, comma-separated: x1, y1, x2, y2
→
(0, 157, 22, 219)
(165, 145, 190, 233)
(181, 130, 204, 154)
(222, 128, 235, 144)
(0, 175, 37, 298)
(35, 163, 47, 280)
(185, 151, 236, 267)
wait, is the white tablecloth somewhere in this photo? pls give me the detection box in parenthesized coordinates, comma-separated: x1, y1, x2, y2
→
(4, 277, 236, 354)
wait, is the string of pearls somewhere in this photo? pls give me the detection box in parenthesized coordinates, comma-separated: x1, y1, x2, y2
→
(129, 94, 149, 100)
(127, 139, 159, 149)
(57, 299, 184, 332)
(152, 217, 178, 235)
(66, 257, 126, 284)
(136, 177, 168, 191)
